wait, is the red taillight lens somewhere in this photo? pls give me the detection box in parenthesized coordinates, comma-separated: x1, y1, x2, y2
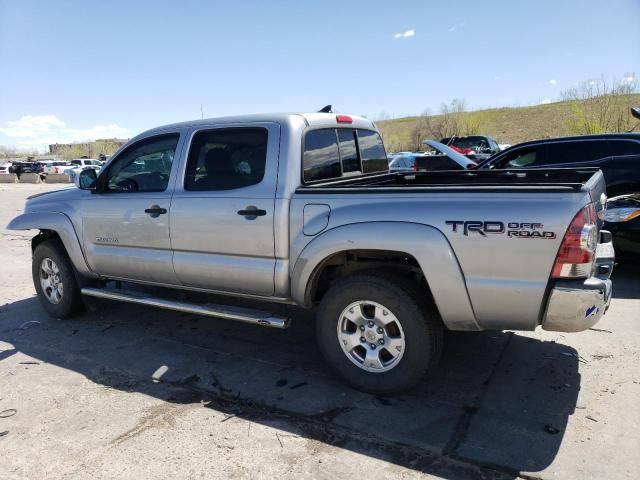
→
(412, 160, 417, 171)
(551, 204, 598, 278)
(336, 115, 352, 124)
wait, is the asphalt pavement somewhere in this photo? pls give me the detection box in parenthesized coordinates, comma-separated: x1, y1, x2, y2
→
(1, 184, 638, 479)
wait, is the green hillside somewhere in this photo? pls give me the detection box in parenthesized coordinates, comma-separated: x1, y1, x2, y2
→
(377, 94, 640, 152)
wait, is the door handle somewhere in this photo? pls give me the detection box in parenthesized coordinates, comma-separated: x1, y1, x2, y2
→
(237, 206, 267, 219)
(144, 205, 167, 217)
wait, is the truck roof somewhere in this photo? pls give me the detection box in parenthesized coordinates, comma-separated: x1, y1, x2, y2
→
(136, 112, 376, 140)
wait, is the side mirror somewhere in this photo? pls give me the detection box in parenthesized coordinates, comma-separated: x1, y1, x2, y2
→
(631, 107, 640, 120)
(76, 168, 97, 190)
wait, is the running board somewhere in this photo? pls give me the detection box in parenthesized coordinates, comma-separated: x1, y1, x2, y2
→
(81, 287, 290, 328)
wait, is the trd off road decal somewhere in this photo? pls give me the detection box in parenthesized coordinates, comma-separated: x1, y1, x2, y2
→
(445, 221, 556, 239)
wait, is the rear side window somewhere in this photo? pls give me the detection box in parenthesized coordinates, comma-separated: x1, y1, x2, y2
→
(357, 129, 388, 173)
(545, 140, 609, 164)
(608, 140, 640, 156)
(185, 128, 267, 191)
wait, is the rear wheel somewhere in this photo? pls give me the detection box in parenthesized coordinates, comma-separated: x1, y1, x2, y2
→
(316, 272, 443, 395)
(32, 239, 84, 318)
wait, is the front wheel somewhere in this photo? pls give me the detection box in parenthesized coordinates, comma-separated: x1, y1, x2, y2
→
(316, 272, 443, 395)
(32, 239, 84, 318)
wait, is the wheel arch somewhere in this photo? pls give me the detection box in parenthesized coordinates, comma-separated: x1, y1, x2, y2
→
(291, 222, 480, 331)
(8, 211, 94, 277)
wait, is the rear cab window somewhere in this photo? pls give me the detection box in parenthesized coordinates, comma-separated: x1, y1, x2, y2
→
(302, 128, 387, 183)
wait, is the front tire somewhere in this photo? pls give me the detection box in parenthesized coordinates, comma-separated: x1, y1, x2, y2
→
(316, 272, 443, 395)
(32, 239, 84, 318)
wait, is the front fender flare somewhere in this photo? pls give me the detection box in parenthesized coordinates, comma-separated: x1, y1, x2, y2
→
(7, 211, 93, 277)
(291, 222, 480, 331)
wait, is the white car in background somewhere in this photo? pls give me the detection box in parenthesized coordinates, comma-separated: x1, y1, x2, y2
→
(0, 162, 13, 174)
(63, 159, 103, 182)
(42, 161, 73, 174)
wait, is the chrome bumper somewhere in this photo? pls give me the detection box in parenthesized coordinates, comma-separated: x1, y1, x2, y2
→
(542, 236, 614, 333)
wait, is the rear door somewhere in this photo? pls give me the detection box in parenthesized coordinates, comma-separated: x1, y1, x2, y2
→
(170, 123, 280, 296)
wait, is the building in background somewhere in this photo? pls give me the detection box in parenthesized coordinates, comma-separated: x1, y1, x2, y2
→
(48, 138, 129, 155)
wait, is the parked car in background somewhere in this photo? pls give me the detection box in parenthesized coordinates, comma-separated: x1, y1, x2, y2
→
(440, 135, 501, 162)
(478, 134, 640, 197)
(388, 152, 422, 172)
(413, 139, 477, 170)
(68, 158, 102, 170)
(604, 193, 640, 259)
(42, 161, 74, 175)
(11, 162, 43, 174)
(0, 162, 13, 174)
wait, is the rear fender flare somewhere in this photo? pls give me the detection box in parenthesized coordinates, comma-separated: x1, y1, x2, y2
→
(291, 222, 480, 331)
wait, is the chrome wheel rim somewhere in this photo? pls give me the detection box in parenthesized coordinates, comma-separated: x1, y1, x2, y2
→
(39, 257, 64, 304)
(336, 300, 405, 373)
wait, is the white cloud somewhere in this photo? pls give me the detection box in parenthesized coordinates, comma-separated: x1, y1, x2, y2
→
(0, 115, 131, 150)
(494, 75, 502, 81)
(540, 98, 553, 105)
(394, 29, 415, 39)
(625, 74, 636, 83)
(549, 79, 557, 85)
(448, 21, 467, 33)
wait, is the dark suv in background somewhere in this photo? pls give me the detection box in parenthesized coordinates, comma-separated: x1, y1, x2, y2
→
(479, 133, 640, 197)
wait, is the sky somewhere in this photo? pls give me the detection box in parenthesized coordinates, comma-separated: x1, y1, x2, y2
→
(1, 0, 639, 151)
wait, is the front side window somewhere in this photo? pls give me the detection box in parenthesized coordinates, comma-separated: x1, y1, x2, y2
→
(495, 146, 540, 168)
(105, 134, 178, 192)
(185, 128, 267, 191)
(357, 129, 388, 173)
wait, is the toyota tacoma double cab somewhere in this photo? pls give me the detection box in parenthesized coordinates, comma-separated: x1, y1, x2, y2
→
(8, 111, 614, 394)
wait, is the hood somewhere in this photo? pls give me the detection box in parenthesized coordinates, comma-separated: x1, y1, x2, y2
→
(24, 186, 82, 212)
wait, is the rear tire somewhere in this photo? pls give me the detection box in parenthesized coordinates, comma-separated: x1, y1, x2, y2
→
(32, 239, 84, 318)
(316, 271, 443, 395)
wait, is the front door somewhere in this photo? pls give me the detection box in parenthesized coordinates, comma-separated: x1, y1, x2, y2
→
(82, 132, 183, 285)
(170, 124, 279, 296)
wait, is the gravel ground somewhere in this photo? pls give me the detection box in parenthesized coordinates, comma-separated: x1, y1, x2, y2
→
(0, 183, 639, 480)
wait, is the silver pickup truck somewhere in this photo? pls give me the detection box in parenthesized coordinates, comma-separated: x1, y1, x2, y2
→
(8, 112, 615, 394)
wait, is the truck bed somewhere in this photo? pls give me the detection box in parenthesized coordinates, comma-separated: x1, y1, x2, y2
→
(296, 168, 601, 194)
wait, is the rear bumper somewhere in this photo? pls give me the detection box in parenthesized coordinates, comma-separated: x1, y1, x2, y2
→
(541, 237, 614, 333)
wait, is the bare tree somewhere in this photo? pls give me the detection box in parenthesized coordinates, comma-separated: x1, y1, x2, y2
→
(0, 145, 39, 160)
(408, 109, 433, 150)
(561, 73, 638, 134)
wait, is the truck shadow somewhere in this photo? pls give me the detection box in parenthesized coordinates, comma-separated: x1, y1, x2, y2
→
(0, 296, 581, 479)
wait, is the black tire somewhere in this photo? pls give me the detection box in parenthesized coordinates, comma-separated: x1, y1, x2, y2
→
(32, 239, 85, 318)
(316, 271, 443, 395)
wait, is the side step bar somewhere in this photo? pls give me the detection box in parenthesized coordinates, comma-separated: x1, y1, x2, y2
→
(81, 287, 290, 329)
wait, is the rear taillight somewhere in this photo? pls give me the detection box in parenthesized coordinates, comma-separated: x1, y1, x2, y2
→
(551, 204, 598, 278)
(412, 160, 418, 171)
